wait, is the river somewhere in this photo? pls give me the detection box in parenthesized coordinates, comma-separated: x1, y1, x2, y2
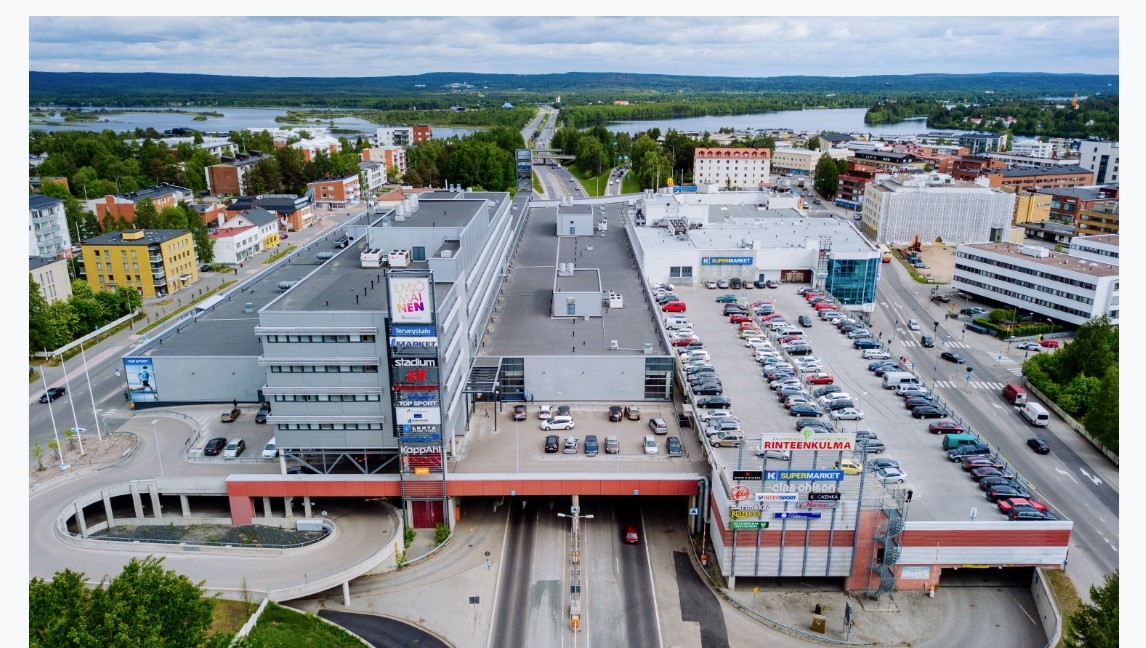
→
(29, 106, 478, 139)
(605, 107, 974, 137)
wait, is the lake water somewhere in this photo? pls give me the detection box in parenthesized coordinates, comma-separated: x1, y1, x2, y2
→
(605, 108, 973, 137)
(29, 106, 478, 139)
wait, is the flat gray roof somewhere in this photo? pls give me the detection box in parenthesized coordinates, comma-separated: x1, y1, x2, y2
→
(387, 198, 481, 228)
(484, 203, 668, 357)
(637, 211, 876, 256)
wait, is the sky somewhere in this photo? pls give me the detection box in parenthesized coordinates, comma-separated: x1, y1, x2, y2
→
(26, 14, 1120, 78)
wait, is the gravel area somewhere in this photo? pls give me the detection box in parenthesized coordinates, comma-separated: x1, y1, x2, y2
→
(90, 523, 329, 547)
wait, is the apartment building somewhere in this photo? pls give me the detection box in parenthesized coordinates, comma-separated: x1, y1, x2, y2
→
(1077, 141, 1119, 184)
(1011, 140, 1054, 158)
(95, 183, 193, 227)
(849, 149, 923, 172)
(1036, 186, 1119, 228)
(226, 195, 314, 233)
(958, 133, 1005, 154)
(693, 147, 772, 188)
(308, 175, 362, 209)
(29, 256, 73, 304)
(976, 165, 1095, 191)
(361, 146, 407, 177)
(293, 135, 342, 162)
(359, 160, 387, 197)
(835, 161, 883, 210)
(205, 151, 270, 196)
(952, 240, 1119, 326)
(1074, 202, 1119, 237)
(860, 173, 1015, 245)
(1069, 234, 1119, 265)
(80, 229, 197, 298)
(29, 194, 73, 258)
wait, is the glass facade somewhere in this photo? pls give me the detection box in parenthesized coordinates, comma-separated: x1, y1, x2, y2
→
(825, 258, 878, 306)
(499, 357, 526, 401)
(644, 357, 675, 399)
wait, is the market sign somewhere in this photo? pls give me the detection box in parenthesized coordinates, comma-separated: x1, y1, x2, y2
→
(701, 256, 754, 265)
(765, 470, 845, 482)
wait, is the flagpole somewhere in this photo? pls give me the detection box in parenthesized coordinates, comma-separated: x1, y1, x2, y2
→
(79, 342, 103, 442)
(39, 363, 66, 467)
(60, 354, 85, 456)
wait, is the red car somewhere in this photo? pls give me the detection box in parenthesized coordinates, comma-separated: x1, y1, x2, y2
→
(1038, 339, 1060, 348)
(624, 525, 640, 544)
(997, 497, 1048, 515)
(729, 314, 752, 323)
(662, 301, 687, 312)
(759, 313, 781, 322)
(670, 336, 699, 347)
(814, 301, 836, 310)
(928, 420, 966, 434)
(807, 373, 835, 385)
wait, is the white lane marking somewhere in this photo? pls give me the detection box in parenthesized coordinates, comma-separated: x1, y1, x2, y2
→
(1054, 466, 1079, 484)
(1079, 468, 1103, 486)
(639, 507, 664, 648)
(992, 403, 1003, 409)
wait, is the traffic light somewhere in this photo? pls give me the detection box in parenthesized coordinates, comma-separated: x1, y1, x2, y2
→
(933, 321, 939, 332)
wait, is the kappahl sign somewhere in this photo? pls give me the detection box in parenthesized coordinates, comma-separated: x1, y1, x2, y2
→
(389, 276, 433, 324)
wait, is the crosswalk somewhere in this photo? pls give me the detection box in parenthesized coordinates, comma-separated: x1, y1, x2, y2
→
(899, 340, 970, 349)
(932, 380, 1007, 390)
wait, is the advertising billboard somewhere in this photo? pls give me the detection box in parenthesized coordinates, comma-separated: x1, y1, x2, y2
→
(395, 407, 442, 426)
(759, 432, 857, 452)
(123, 357, 158, 403)
(388, 275, 434, 324)
(701, 256, 754, 265)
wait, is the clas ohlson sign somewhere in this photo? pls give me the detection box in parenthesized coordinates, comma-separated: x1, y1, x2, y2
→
(701, 256, 754, 265)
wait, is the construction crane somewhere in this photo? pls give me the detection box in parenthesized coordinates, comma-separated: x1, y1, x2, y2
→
(1070, 93, 1079, 110)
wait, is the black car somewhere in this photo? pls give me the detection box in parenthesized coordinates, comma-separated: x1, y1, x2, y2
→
(788, 403, 824, 417)
(666, 436, 683, 456)
(692, 383, 724, 395)
(931, 294, 951, 303)
(199, 263, 212, 272)
(920, 335, 935, 348)
(853, 339, 881, 349)
(1010, 509, 1057, 521)
(795, 418, 833, 432)
(941, 351, 966, 364)
(903, 396, 940, 410)
(872, 364, 901, 377)
(513, 405, 528, 421)
(1027, 437, 1051, 454)
(753, 279, 768, 288)
(986, 484, 1031, 502)
(825, 399, 855, 411)
(584, 434, 599, 455)
(722, 304, 747, 315)
(947, 443, 991, 461)
(696, 396, 731, 409)
(812, 385, 842, 398)
(255, 404, 272, 424)
(911, 406, 946, 419)
(978, 475, 1020, 491)
(544, 434, 560, 453)
(608, 406, 623, 422)
(39, 386, 66, 403)
(203, 437, 228, 456)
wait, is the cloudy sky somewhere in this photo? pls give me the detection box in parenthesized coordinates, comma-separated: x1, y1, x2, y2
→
(27, 14, 1119, 78)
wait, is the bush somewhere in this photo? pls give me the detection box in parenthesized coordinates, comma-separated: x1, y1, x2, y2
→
(434, 522, 451, 545)
(403, 526, 415, 548)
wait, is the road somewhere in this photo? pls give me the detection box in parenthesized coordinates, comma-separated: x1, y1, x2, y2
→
(29, 207, 366, 459)
(870, 258, 1117, 597)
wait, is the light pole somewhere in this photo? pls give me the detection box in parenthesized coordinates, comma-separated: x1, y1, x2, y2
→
(79, 341, 103, 441)
(151, 419, 165, 478)
(39, 364, 66, 468)
(557, 498, 594, 635)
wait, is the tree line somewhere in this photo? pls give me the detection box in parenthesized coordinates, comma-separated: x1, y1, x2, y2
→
(401, 126, 525, 191)
(864, 95, 1119, 140)
(29, 274, 141, 353)
(1020, 314, 1118, 452)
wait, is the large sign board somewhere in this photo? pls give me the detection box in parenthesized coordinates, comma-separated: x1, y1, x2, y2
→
(765, 470, 845, 482)
(759, 432, 857, 452)
(701, 256, 754, 265)
(388, 276, 434, 324)
(124, 357, 158, 403)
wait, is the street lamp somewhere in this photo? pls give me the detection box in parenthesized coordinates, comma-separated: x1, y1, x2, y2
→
(151, 419, 165, 478)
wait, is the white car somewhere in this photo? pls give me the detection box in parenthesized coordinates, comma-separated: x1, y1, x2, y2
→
(755, 448, 792, 461)
(223, 438, 246, 458)
(699, 409, 733, 423)
(537, 405, 553, 419)
(642, 435, 659, 454)
(875, 467, 907, 484)
(862, 349, 892, 360)
(830, 407, 865, 421)
(745, 337, 770, 349)
(797, 362, 823, 373)
(705, 280, 717, 289)
(908, 319, 920, 331)
(1017, 342, 1042, 352)
(261, 437, 279, 459)
(540, 416, 575, 431)
(818, 393, 851, 406)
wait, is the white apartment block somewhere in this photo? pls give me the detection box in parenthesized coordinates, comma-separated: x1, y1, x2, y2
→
(29, 255, 73, 304)
(359, 160, 387, 196)
(693, 147, 771, 188)
(29, 194, 73, 258)
(1077, 141, 1119, 184)
(1068, 234, 1119, 266)
(375, 127, 414, 147)
(361, 146, 407, 177)
(952, 241, 1119, 326)
(1011, 140, 1053, 158)
(772, 147, 853, 175)
(860, 173, 1015, 245)
(292, 135, 342, 162)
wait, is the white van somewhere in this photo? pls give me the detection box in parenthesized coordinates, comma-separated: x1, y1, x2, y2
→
(1020, 402, 1050, 426)
(882, 371, 919, 389)
(665, 314, 689, 326)
(666, 319, 693, 331)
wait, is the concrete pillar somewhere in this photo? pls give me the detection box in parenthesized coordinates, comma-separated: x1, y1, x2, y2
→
(342, 581, 351, 606)
(102, 490, 116, 526)
(148, 483, 163, 519)
(284, 497, 295, 518)
(728, 575, 736, 589)
(180, 495, 191, 517)
(446, 497, 458, 528)
(262, 496, 273, 518)
(130, 483, 144, 518)
(303, 496, 313, 518)
(73, 502, 88, 538)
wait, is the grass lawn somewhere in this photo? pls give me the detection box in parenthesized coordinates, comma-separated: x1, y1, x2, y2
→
(1044, 569, 1082, 648)
(621, 173, 641, 194)
(569, 165, 611, 197)
(244, 602, 364, 647)
(532, 171, 542, 194)
(210, 599, 255, 637)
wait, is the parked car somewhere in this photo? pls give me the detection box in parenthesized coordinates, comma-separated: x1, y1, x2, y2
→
(537, 405, 553, 419)
(978, 476, 1020, 491)
(961, 456, 1004, 471)
(997, 497, 1048, 515)
(696, 396, 731, 409)
(199, 263, 212, 272)
(1027, 437, 1051, 454)
(971, 466, 1016, 482)
(642, 435, 659, 454)
(836, 459, 862, 475)
(798, 315, 813, 327)
(514, 405, 528, 421)
(1009, 509, 1057, 521)
(830, 407, 864, 421)
(948, 443, 991, 461)
(705, 280, 718, 289)
(928, 420, 965, 434)
(262, 437, 279, 458)
(789, 403, 824, 417)
(541, 416, 575, 431)
(855, 439, 886, 454)
(255, 403, 271, 423)
(875, 467, 907, 484)
(648, 417, 669, 435)
(940, 351, 966, 364)
(39, 386, 66, 403)
(203, 437, 228, 456)
(912, 406, 947, 419)
(221, 407, 241, 422)
(662, 301, 687, 312)
(931, 294, 951, 303)
(904, 396, 941, 410)
(812, 385, 842, 398)
(806, 372, 835, 385)
(544, 434, 560, 453)
(223, 438, 247, 458)
(853, 339, 881, 349)
(557, 405, 572, 417)
(795, 418, 833, 432)
(562, 436, 579, 454)
(986, 484, 1032, 502)
(716, 279, 730, 289)
(715, 294, 738, 303)
(666, 436, 683, 457)
(608, 405, 623, 422)
(625, 406, 641, 421)
(604, 435, 620, 454)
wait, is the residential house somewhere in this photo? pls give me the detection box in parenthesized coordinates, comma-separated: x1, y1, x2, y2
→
(308, 175, 362, 209)
(1077, 141, 1119, 184)
(29, 194, 73, 258)
(206, 151, 270, 196)
(95, 183, 192, 227)
(190, 202, 229, 229)
(30, 256, 73, 304)
(293, 134, 341, 162)
(208, 208, 279, 264)
(79, 229, 197, 298)
(958, 133, 1005, 155)
(227, 195, 314, 233)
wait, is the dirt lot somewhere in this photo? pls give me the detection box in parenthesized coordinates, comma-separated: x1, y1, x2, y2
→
(890, 243, 957, 285)
(29, 433, 137, 486)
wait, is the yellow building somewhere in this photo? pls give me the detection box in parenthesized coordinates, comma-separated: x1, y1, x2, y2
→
(79, 229, 198, 298)
(1075, 201, 1119, 237)
(1011, 190, 1052, 225)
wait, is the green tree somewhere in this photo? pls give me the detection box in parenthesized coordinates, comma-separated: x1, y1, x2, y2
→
(806, 136, 821, 151)
(29, 556, 231, 648)
(1063, 570, 1118, 648)
(68, 280, 110, 336)
(1083, 365, 1119, 453)
(29, 274, 54, 353)
(575, 137, 607, 176)
(1053, 314, 1116, 382)
(132, 197, 158, 229)
(813, 153, 840, 198)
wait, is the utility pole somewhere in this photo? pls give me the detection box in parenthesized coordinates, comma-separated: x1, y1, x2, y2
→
(557, 496, 593, 635)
